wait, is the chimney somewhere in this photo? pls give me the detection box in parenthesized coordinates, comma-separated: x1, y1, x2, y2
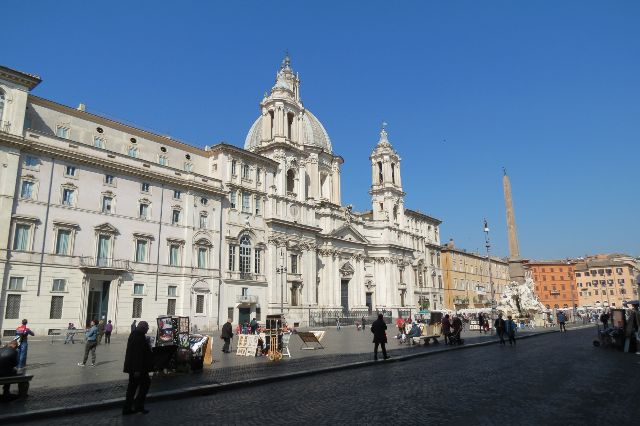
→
(77, 103, 86, 111)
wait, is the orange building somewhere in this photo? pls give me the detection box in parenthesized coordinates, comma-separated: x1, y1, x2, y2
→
(526, 260, 577, 310)
(574, 255, 639, 309)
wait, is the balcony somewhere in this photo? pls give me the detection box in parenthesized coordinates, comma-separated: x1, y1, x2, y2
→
(236, 295, 258, 304)
(550, 290, 560, 296)
(79, 257, 130, 272)
(225, 271, 266, 282)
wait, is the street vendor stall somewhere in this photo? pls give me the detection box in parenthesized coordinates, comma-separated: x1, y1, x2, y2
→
(154, 315, 208, 372)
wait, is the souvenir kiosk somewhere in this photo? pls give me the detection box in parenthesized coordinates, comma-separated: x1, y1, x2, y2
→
(155, 315, 208, 371)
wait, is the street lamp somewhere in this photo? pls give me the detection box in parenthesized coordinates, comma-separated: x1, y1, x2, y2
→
(484, 219, 495, 334)
(276, 248, 287, 314)
(567, 260, 576, 323)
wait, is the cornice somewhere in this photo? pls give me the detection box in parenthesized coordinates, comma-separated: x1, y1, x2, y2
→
(4, 131, 227, 197)
(0, 66, 41, 90)
(207, 143, 279, 167)
(28, 95, 206, 155)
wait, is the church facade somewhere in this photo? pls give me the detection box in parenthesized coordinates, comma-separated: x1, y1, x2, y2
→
(0, 58, 442, 335)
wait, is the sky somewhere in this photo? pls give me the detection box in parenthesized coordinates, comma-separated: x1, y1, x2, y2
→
(4, 1, 639, 259)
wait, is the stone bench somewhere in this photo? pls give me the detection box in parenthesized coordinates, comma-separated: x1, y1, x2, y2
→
(411, 334, 440, 345)
(0, 374, 33, 398)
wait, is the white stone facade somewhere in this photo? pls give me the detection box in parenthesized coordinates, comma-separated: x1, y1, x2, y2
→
(0, 58, 442, 336)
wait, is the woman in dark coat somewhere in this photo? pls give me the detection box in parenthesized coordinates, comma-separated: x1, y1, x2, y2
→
(370, 314, 390, 360)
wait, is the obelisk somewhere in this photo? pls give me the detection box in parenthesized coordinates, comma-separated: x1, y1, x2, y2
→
(503, 168, 525, 282)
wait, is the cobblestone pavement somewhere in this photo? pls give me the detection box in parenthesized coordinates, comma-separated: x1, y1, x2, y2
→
(1, 323, 579, 418)
(15, 326, 638, 426)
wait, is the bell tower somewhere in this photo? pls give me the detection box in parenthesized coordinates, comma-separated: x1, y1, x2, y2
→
(369, 124, 405, 224)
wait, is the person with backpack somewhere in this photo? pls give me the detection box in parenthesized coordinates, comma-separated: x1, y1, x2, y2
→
(557, 311, 567, 332)
(15, 319, 34, 370)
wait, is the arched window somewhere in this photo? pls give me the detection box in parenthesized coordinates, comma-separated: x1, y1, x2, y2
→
(0, 90, 5, 125)
(287, 112, 295, 140)
(286, 169, 296, 194)
(239, 234, 251, 274)
(377, 162, 383, 183)
(391, 163, 396, 184)
(269, 110, 275, 139)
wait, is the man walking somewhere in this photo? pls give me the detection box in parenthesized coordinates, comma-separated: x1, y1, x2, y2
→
(221, 319, 233, 353)
(442, 314, 452, 345)
(105, 320, 113, 344)
(361, 316, 366, 332)
(123, 321, 154, 415)
(494, 313, 506, 345)
(557, 311, 567, 332)
(370, 313, 390, 361)
(64, 323, 76, 344)
(78, 320, 98, 367)
(505, 315, 517, 346)
(15, 319, 34, 370)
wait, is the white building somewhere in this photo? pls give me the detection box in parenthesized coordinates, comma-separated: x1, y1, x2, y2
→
(0, 58, 442, 336)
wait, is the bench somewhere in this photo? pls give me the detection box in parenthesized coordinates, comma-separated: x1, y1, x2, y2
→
(411, 334, 440, 345)
(0, 374, 33, 398)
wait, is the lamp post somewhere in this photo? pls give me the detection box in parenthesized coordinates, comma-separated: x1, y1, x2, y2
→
(276, 248, 287, 314)
(484, 219, 495, 334)
(567, 260, 576, 323)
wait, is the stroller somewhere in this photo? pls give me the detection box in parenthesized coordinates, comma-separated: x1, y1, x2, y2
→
(448, 326, 464, 345)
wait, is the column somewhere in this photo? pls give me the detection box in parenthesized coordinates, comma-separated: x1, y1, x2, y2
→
(308, 159, 319, 200)
(298, 163, 306, 202)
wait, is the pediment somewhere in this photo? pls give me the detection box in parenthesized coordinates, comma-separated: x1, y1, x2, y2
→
(340, 261, 355, 277)
(94, 223, 119, 234)
(329, 224, 369, 244)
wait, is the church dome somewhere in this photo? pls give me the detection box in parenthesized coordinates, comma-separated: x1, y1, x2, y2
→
(244, 109, 333, 153)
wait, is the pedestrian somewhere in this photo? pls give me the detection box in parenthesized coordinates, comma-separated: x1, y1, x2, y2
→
(395, 315, 404, 337)
(105, 320, 113, 344)
(64, 322, 76, 344)
(0, 340, 19, 400)
(336, 317, 341, 331)
(626, 301, 639, 354)
(78, 320, 98, 367)
(15, 319, 34, 370)
(505, 315, 517, 346)
(370, 313, 390, 360)
(361, 316, 366, 332)
(122, 321, 154, 415)
(494, 313, 506, 345)
(250, 318, 258, 334)
(442, 314, 451, 345)
(557, 311, 567, 332)
(131, 320, 137, 333)
(221, 318, 233, 353)
(600, 312, 610, 330)
(97, 318, 106, 344)
(477, 313, 485, 334)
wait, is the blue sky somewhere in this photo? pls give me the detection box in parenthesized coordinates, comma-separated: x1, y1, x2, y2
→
(5, 1, 639, 259)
